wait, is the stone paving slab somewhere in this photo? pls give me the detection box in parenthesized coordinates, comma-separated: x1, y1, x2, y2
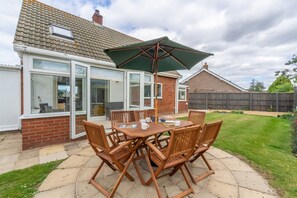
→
(39, 151, 68, 164)
(35, 184, 76, 198)
(0, 153, 19, 165)
(58, 155, 91, 169)
(38, 168, 80, 191)
(232, 171, 277, 195)
(14, 156, 39, 170)
(0, 162, 14, 174)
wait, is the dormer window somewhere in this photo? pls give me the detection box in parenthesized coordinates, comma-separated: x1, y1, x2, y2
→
(50, 25, 73, 40)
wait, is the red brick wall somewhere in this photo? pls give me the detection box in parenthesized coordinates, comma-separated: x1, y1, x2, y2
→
(22, 116, 70, 150)
(157, 76, 176, 115)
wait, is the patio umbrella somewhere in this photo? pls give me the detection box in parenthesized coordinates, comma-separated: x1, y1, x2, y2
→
(104, 36, 213, 122)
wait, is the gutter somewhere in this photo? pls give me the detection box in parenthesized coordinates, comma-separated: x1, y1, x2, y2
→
(13, 44, 115, 67)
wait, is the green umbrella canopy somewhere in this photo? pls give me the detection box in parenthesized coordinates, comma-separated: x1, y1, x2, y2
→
(104, 36, 214, 73)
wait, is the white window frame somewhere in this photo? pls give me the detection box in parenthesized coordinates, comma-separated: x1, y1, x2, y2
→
(127, 71, 154, 110)
(178, 86, 187, 101)
(23, 55, 71, 117)
(50, 25, 74, 40)
(155, 83, 163, 99)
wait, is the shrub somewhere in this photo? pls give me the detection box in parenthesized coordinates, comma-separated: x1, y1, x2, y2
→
(278, 113, 294, 120)
(231, 110, 244, 114)
(291, 113, 297, 156)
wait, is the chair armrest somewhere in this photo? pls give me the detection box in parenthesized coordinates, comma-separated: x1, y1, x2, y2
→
(110, 140, 133, 155)
(145, 141, 166, 161)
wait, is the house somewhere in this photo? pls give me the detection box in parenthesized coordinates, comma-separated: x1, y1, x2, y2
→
(13, 0, 188, 150)
(181, 63, 246, 93)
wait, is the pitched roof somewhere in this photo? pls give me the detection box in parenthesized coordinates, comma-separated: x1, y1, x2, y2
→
(181, 68, 246, 92)
(13, 0, 141, 63)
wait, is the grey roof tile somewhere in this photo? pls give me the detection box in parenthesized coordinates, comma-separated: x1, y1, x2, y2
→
(14, 0, 141, 63)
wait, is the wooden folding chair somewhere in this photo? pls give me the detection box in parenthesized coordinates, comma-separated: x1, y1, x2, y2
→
(83, 120, 136, 198)
(133, 110, 149, 121)
(188, 110, 206, 127)
(110, 110, 134, 142)
(186, 120, 223, 184)
(143, 125, 202, 198)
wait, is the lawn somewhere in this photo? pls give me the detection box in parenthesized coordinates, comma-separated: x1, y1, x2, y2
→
(0, 160, 62, 198)
(194, 112, 297, 198)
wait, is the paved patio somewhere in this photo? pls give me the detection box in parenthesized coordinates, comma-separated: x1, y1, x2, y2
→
(0, 131, 279, 198)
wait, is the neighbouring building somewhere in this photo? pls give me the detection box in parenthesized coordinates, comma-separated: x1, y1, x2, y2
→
(13, 0, 189, 149)
(181, 63, 246, 93)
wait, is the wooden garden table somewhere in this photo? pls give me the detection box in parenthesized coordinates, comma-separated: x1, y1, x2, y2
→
(113, 120, 193, 185)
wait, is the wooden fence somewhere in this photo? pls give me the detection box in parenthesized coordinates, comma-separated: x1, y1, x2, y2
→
(189, 92, 295, 112)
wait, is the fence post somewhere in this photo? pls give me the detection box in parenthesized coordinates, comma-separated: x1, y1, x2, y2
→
(249, 92, 253, 110)
(226, 93, 229, 110)
(205, 93, 208, 109)
(276, 93, 279, 112)
(294, 87, 297, 111)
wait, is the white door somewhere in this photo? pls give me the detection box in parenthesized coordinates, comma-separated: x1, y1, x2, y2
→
(70, 61, 90, 139)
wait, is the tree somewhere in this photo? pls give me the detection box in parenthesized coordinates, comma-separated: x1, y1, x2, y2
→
(249, 79, 265, 92)
(276, 54, 297, 82)
(267, 75, 293, 93)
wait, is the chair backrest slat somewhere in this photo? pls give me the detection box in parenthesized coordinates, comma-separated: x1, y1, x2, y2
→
(188, 110, 206, 126)
(83, 120, 110, 152)
(134, 110, 148, 121)
(167, 125, 201, 159)
(110, 110, 133, 128)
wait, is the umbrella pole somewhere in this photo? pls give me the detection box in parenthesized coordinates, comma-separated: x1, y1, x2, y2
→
(154, 72, 158, 123)
(154, 43, 160, 123)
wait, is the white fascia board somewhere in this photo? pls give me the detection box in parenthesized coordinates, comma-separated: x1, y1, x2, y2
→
(0, 65, 22, 70)
(157, 72, 181, 79)
(13, 44, 115, 67)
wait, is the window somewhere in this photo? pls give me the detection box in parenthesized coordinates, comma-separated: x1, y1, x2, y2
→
(128, 72, 153, 109)
(50, 25, 73, 40)
(31, 74, 71, 113)
(154, 83, 162, 98)
(178, 86, 187, 101)
(90, 79, 109, 117)
(129, 73, 141, 108)
(144, 75, 153, 98)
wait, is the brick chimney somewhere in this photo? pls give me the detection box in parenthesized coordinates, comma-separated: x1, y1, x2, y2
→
(92, 10, 103, 25)
(203, 62, 208, 70)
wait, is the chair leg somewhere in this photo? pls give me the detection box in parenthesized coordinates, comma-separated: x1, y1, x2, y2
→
(184, 163, 197, 185)
(194, 154, 215, 182)
(132, 159, 145, 185)
(145, 154, 162, 198)
(110, 151, 136, 197)
(175, 166, 194, 198)
(189, 152, 202, 163)
(112, 156, 135, 182)
(90, 161, 105, 183)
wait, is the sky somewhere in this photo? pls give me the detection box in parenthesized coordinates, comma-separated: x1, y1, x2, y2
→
(1, 0, 297, 89)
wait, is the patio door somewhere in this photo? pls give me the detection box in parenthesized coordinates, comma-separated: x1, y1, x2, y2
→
(70, 61, 90, 139)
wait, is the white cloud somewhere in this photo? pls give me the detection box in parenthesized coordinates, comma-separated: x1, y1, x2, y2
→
(1, 0, 297, 89)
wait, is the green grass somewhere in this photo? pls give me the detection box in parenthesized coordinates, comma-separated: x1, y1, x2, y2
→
(0, 160, 62, 198)
(182, 112, 296, 198)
